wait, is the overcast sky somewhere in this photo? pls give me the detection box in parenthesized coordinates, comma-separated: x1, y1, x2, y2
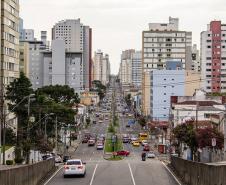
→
(20, 0, 226, 74)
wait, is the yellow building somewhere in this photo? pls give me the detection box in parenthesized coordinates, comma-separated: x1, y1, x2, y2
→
(19, 41, 30, 77)
(80, 91, 100, 106)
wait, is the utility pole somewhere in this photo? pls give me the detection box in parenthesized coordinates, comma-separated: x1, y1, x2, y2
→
(196, 101, 199, 129)
(55, 116, 58, 152)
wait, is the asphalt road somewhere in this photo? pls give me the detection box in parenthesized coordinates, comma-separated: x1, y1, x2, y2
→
(46, 88, 180, 185)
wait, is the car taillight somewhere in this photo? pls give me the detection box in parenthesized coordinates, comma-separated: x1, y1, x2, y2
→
(78, 166, 83, 169)
(64, 166, 69, 170)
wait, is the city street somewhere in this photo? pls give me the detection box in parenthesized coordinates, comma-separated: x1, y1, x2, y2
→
(45, 87, 180, 185)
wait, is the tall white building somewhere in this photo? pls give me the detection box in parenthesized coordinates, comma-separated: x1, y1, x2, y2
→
(132, 51, 142, 88)
(142, 17, 192, 114)
(52, 19, 92, 89)
(93, 50, 111, 86)
(119, 50, 135, 87)
(201, 20, 226, 93)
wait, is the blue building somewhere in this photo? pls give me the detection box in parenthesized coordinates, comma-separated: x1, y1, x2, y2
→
(150, 70, 185, 121)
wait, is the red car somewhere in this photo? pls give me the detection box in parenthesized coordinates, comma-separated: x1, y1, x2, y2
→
(116, 150, 130, 156)
(143, 145, 150, 151)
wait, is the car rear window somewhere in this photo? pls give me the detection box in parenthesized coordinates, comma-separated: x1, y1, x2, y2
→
(67, 161, 81, 165)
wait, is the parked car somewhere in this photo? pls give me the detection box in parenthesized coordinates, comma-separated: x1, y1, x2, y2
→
(116, 150, 130, 156)
(42, 154, 53, 161)
(63, 159, 86, 177)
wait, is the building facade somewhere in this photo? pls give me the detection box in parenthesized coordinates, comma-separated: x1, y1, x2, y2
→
(1, 0, 20, 85)
(93, 50, 110, 86)
(201, 20, 226, 93)
(52, 19, 92, 89)
(191, 44, 201, 72)
(132, 51, 142, 88)
(142, 17, 192, 114)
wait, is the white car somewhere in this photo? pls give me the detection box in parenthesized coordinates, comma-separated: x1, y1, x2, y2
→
(141, 140, 148, 146)
(55, 155, 62, 163)
(96, 143, 104, 150)
(147, 152, 156, 158)
(63, 159, 86, 177)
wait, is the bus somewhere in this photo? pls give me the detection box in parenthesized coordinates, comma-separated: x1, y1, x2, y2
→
(138, 133, 149, 142)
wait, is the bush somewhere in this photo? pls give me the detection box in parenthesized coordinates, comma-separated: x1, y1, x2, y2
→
(14, 158, 24, 164)
(6, 160, 13, 165)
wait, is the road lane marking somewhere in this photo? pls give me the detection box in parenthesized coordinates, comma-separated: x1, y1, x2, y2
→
(161, 162, 182, 185)
(128, 163, 136, 185)
(44, 166, 63, 185)
(90, 164, 98, 185)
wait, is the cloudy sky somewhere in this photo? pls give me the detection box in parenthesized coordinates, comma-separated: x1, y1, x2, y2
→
(20, 0, 226, 74)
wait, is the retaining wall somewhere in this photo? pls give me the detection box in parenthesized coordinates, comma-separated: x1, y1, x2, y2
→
(0, 159, 55, 185)
(171, 156, 226, 185)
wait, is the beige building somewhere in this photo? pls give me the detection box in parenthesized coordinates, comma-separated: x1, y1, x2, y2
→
(80, 91, 100, 106)
(93, 50, 110, 86)
(185, 71, 201, 96)
(1, 0, 20, 85)
(19, 41, 29, 77)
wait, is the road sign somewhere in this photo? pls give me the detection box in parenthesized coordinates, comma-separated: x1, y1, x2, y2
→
(112, 135, 117, 143)
(212, 138, 216, 147)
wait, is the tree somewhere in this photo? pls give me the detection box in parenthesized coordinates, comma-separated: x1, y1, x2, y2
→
(125, 94, 132, 107)
(173, 122, 197, 158)
(6, 72, 34, 163)
(91, 80, 106, 100)
(196, 127, 224, 149)
(138, 116, 146, 128)
(36, 85, 80, 105)
(1, 127, 16, 146)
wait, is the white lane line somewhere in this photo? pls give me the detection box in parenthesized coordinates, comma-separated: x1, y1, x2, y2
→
(128, 163, 136, 185)
(161, 162, 182, 185)
(44, 166, 63, 185)
(90, 164, 98, 185)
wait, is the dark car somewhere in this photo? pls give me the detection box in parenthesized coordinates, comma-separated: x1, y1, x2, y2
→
(63, 155, 70, 163)
(116, 150, 130, 156)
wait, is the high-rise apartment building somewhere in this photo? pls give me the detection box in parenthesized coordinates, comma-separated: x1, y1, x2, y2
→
(93, 50, 111, 86)
(119, 50, 135, 87)
(1, 0, 20, 85)
(142, 17, 192, 114)
(52, 19, 92, 89)
(0, 0, 20, 146)
(191, 44, 201, 72)
(132, 51, 142, 88)
(201, 20, 226, 93)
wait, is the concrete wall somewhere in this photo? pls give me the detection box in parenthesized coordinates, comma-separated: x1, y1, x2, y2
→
(171, 156, 226, 185)
(0, 159, 55, 185)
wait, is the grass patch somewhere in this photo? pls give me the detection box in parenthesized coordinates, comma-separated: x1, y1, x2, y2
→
(104, 136, 123, 153)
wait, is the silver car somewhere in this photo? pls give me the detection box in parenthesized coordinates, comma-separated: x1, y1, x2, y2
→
(147, 152, 156, 158)
(63, 159, 86, 177)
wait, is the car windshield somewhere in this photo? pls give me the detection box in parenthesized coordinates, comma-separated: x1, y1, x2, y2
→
(67, 161, 81, 165)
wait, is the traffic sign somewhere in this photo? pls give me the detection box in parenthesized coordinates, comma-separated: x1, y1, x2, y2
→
(212, 138, 216, 147)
